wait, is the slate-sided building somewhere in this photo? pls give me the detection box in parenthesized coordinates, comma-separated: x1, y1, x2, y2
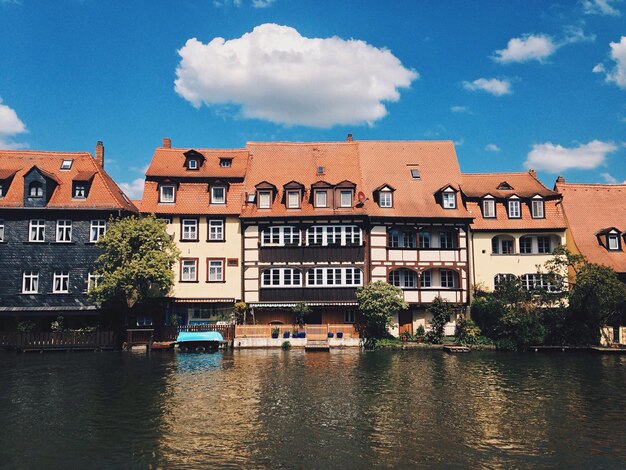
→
(0, 142, 137, 330)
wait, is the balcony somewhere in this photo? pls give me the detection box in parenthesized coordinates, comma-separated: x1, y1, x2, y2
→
(259, 244, 365, 263)
(259, 287, 358, 302)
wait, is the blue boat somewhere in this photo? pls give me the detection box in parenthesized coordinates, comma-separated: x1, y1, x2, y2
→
(176, 331, 224, 352)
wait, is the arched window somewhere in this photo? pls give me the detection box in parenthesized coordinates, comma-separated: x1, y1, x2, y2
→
(494, 273, 516, 290)
(29, 181, 43, 197)
(492, 235, 515, 254)
(388, 269, 417, 289)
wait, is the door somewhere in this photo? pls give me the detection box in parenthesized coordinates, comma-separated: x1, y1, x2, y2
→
(398, 310, 413, 336)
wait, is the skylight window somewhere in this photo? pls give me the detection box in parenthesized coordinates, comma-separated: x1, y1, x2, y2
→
(317, 166, 325, 174)
(410, 169, 420, 179)
(60, 160, 73, 170)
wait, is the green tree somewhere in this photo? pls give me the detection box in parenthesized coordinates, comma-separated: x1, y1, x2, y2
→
(292, 302, 312, 327)
(426, 296, 454, 344)
(89, 215, 180, 315)
(356, 281, 408, 338)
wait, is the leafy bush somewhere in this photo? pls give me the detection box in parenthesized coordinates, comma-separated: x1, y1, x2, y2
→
(17, 320, 35, 333)
(425, 297, 453, 344)
(455, 315, 482, 346)
(281, 340, 291, 350)
(415, 324, 425, 337)
(493, 310, 545, 350)
(356, 281, 408, 339)
(292, 303, 311, 327)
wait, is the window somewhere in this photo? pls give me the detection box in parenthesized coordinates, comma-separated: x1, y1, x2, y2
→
(258, 191, 271, 209)
(494, 273, 516, 290)
(220, 158, 232, 168)
(442, 192, 456, 209)
(87, 273, 102, 292)
(537, 236, 551, 254)
(306, 225, 362, 246)
(420, 270, 432, 288)
(531, 199, 544, 218)
(181, 259, 198, 282)
(160, 185, 175, 203)
(188, 159, 198, 170)
(22, 271, 39, 293)
(344, 310, 356, 324)
(207, 259, 224, 282)
(307, 267, 362, 287)
(137, 316, 153, 327)
(439, 231, 456, 249)
(29, 181, 43, 198)
(483, 199, 495, 218)
(492, 236, 515, 254)
(379, 191, 392, 208)
(90, 220, 106, 242)
(0, 184, 3, 198)
(29, 219, 45, 242)
(181, 219, 198, 241)
(521, 273, 559, 292)
(53, 271, 69, 293)
(608, 234, 620, 251)
(56, 220, 72, 243)
(389, 229, 416, 249)
(418, 231, 431, 249)
(315, 190, 327, 208)
(262, 226, 300, 246)
(211, 186, 226, 204)
(388, 269, 417, 289)
(508, 199, 521, 218)
(339, 190, 352, 208)
(440, 270, 457, 288)
(287, 190, 301, 209)
(60, 159, 73, 170)
(520, 236, 533, 254)
(208, 220, 224, 241)
(262, 268, 302, 287)
(0, 221, 4, 242)
(410, 168, 420, 179)
(73, 183, 87, 199)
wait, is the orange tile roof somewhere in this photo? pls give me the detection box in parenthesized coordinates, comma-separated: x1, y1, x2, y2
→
(146, 147, 248, 178)
(241, 141, 367, 218)
(0, 150, 137, 211)
(555, 181, 626, 273)
(358, 140, 471, 219)
(462, 172, 566, 231)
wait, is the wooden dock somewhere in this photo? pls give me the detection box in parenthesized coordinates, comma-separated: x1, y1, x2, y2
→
(443, 345, 471, 353)
(305, 340, 330, 351)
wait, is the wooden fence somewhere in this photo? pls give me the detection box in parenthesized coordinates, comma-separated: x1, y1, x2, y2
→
(235, 324, 359, 339)
(0, 331, 116, 352)
(158, 324, 236, 342)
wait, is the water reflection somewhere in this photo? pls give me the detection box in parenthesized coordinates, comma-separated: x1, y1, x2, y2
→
(0, 350, 624, 468)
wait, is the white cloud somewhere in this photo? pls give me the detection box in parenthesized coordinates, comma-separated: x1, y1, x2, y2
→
(485, 144, 501, 152)
(525, 140, 617, 173)
(494, 34, 557, 63)
(453, 138, 464, 146)
(0, 98, 27, 149)
(213, 0, 242, 6)
(450, 105, 470, 113)
(593, 63, 606, 73)
(119, 178, 145, 200)
(174, 24, 418, 128)
(596, 36, 626, 88)
(600, 172, 618, 183)
(252, 0, 275, 7)
(462, 78, 512, 96)
(582, 0, 621, 16)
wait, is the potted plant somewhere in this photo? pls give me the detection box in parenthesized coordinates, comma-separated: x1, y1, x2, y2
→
(336, 331, 343, 339)
(416, 325, 425, 343)
(292, 329, 299, 339)
(271, 327, 280, 339)
(299, 331, 306, 338)
(283, 331, 290, 339)
(328, 331, 334, 338)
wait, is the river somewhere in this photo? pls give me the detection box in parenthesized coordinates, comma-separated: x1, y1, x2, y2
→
(0, 349, 624, 469)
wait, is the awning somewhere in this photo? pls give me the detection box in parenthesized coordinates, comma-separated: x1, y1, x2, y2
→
(251, 302, 358, 308)
(170, 298, 235, 304)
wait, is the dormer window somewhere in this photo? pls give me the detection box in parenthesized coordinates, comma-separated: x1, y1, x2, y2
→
(73, 183, 87, 199)
(531, 198, 544, 219)
(498, 182, 513, 191)
(211, 186, 226, 205)
(379, 191, 392, 208)
(258, 191, 272, 209)
(29, 181, 43, 198)
(160, 185, 175, 203)
(0, 183, 3, 198)
(187, 159, 198, 170)
(315, 190, 327, 208)
(60, 159, 73, 170)
(608, 234, 620, 251)
(482, 197, 495, 218)
(442, 192, 456, 209)
(508, 198, 521, 218)
(220, 158, 232, 168)
(287, 190, 301, 209)
(339, 190, 352, 208)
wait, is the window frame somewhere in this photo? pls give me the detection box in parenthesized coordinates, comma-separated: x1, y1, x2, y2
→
(87, 273, 102, 292)
(22, 270, 39, 294)
(439, 231, 457, 249)
(482, 198, 496, 218)
(28, 181, 43, 198)
(314, 190, 328, 208)
(180, 258, 198, 282)
(608, 234, 620, 251)
(0, 220, 4, 242)
(261, 226, 300, 246)
(29, 219, 46, 242)
(389, 229, 416, 249)
(90, 220, 107, 243)
(159, 185, 175, 203)
(261, 268, 303, 287)
(181, 218, 198, 241)
(306, 225, 362, 247)
(210, 186, 226, 205)
(73, 183, 87, 199)
(286, 190, 301, 209)
(207, 219, 225, 242)
(388, 269, 417, 289)
(56, 220, 72, 243)
(187, 159, 198, 170)
(52, 271, 70, 293)
(508, 199, 521, 218)
(531, 199, 545, 219)
(207, 258, 225, 283)
(379, 191, 393, 208)
(440, 269, 457, 288)
(339, 190, 352, 208)
(219, 158, 232, 168)
(442, 192, 456, 209)
(344, 310, 356, 324)
(258, 190, 272, 209)
(307, 267, 363, 287)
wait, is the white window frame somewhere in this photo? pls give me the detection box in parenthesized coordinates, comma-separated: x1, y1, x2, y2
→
(287, 190, 301, 209)
(53, 271, 70, 293)
(160, 185, 175, 203)
(608, 234, 619, 251)
(442, 192, 456, 209)
(379, 191, 393, 208)
(262, 268, 302, 287)
(211, 186, 226, 205)
(73, 183, 87, 199)
(339, 190, 352, 208)
(306, 225, 362, 247)
(181, 259, 198, 282)
(508, 199, 521, 218)
(315, 190, 327, 208)
(440, 269, 457, 288)
(0, 184, 3, 198)
(87, 273, 102, 292)
(56, 220, 72, 243)
(0, 220, 4, 242)
(90, 220, 106, 242)
(181, 219, 198, 241)
(483, 198, 495, 218)
(258, 191, 272, 209)
(29, 182, 43, 198)
(187, 159, 198, 170)
(22, 271, 39, 294)
(261, 226, 300, 246)
(60, 159, 73, 170)
(420, 270, 432, 288)
(307, 267, 363, 287)
(531, 199, 544, 218)
(388, 269, 417, 289)
(29, 219, 45, 242)
(208, 219, 224, 241)
(494, 273, 516, 289)
(208, 259, 224, 282)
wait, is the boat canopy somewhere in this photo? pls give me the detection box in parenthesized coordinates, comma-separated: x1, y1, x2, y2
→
(176, 331, 224, 343)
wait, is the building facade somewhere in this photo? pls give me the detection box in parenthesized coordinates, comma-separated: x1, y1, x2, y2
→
(0, 142, 137, 330)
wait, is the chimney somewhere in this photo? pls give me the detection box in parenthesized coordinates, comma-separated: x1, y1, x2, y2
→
(95, 141, 104, 167)
(163, 137, 171, 149)
(346, 133, 353, 142)
(556, 176, 565, 183)
(528, 168, 536, 178)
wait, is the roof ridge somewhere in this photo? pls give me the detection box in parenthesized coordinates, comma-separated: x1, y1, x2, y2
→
(558, 182, 626, 188)
(0, 150, 91, 156)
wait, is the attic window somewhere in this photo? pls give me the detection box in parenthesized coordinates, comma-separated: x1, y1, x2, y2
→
(608, 234, 620, 251)
(188, 159, 198, 170)
(317, 166, 325, 174)
(410, 169, 420, 179)
(0, 183, 3, 198)
(73, 183, 87, 199)
(497, 182, 513, 190)
(220, 158, 232, 168)
(29, 181, 43, 198)
(60, 159, 73, 170)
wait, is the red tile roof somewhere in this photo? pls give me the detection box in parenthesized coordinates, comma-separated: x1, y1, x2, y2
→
(0, 150, 137, 211)
(555, 181, 626, 273)
(145, 147, 248, 178)
(462, 172, 566, 231)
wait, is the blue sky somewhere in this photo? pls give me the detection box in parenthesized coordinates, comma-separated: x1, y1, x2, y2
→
(0, 0, 625, 198)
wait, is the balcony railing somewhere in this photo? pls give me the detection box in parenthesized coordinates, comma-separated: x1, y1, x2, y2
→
(259, 287, 358, 302)
(235, 324, 359, 339)
(259, 245, 365, 263)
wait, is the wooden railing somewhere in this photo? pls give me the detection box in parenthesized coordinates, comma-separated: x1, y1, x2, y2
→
(160, 324, 236, 342)
(235, 324, 359, 339)
(0, 331, 116, 351)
